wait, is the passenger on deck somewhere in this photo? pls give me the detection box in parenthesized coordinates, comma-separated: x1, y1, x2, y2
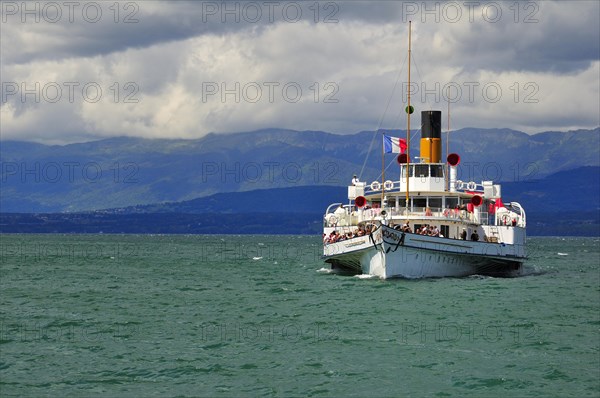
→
(352, 175, 360, 186)
(329, 231, 340, 243)
(471, 231, 479, 241)
(402, 220, 412, 233)
(460, 228, 467, 240)
(432, 225, 440, 237)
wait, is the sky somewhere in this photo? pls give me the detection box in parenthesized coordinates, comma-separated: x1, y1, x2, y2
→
(1, 0, 599, 144)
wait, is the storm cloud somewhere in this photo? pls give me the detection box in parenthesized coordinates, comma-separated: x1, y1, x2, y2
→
(1, 0, 599, 143)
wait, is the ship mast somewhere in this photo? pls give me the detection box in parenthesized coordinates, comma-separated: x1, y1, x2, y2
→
(381, 132, 385, 206)
(446, 86, 450, 190)
(405, 21, 412, 212)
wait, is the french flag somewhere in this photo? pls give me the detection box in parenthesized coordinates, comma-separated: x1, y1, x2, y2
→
(383, 134, 407, 154)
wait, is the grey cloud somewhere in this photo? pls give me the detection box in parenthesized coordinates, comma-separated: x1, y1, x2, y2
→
(2, 1, 328, 65)
(3, 1, 598, 75)
(340, 1, 599, 74)
(1, 1, 598, 143)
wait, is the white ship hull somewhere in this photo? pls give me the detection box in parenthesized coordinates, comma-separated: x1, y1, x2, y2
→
(323, 225, 526, 279)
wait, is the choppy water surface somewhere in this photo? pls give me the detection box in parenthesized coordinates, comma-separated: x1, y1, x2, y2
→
(1, 234, 598, 397)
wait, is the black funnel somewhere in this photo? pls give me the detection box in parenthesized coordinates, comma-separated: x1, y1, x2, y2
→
(421, 111, 442, 139)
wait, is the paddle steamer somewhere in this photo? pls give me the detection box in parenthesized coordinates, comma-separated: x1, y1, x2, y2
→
(322, 22, 526, 278)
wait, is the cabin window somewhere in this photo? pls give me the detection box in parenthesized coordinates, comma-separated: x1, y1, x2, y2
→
(430, 165, 444, 177)
(415, 165, 429, 177)
(446, 197, 459, 208)
(413, 198, 427, 208)
(441, 225, 449, 238)
(401, 165, 414, 177)
(428, 198, 442, 209)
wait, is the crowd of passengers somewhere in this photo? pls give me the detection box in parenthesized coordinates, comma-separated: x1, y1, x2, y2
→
(395, 223, 442, 237)
(324, 221, 442, 244)
(324, 220, 480, 244)
(323, 224, 375, 244)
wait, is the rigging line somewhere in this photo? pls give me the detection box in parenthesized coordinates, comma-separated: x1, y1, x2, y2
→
(410, 129, 420, 145)
(375, 156, 401, 181)
(411, 53, 436, 112)
(358, 53, 408, 180)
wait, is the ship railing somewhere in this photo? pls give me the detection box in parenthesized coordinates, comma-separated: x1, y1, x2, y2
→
(324, 206, 490, 228)
(362, 179, 486, 196)
(363, 180, 400, 196)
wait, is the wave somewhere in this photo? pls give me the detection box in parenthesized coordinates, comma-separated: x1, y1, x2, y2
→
(354, 274, 377, 279)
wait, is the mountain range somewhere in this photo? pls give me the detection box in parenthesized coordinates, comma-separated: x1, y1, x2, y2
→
(108, 166, 599, 215)
(1, 127, 599, 213)
(1, 166, 598, 235)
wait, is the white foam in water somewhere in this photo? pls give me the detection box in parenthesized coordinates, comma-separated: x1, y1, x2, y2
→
(557, 253, 569, 256)
(317, 267, 332, 273)
(354, 274, 377, 279)
(252, 256, 263, 260)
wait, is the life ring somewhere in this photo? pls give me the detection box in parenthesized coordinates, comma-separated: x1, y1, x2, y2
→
(455, 180, 463, 190)
(501, 214, 511, 225)
(370, 181, 381, 191)
(467, 181, 476, 191)
(383, 180, 394, 190)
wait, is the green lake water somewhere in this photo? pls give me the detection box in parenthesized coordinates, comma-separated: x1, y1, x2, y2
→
(0, 234, 598, 397)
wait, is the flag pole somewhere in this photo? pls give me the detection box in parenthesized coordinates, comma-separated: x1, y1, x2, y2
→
(405, 21, 411, 214)
(381, 133, 385, 206)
